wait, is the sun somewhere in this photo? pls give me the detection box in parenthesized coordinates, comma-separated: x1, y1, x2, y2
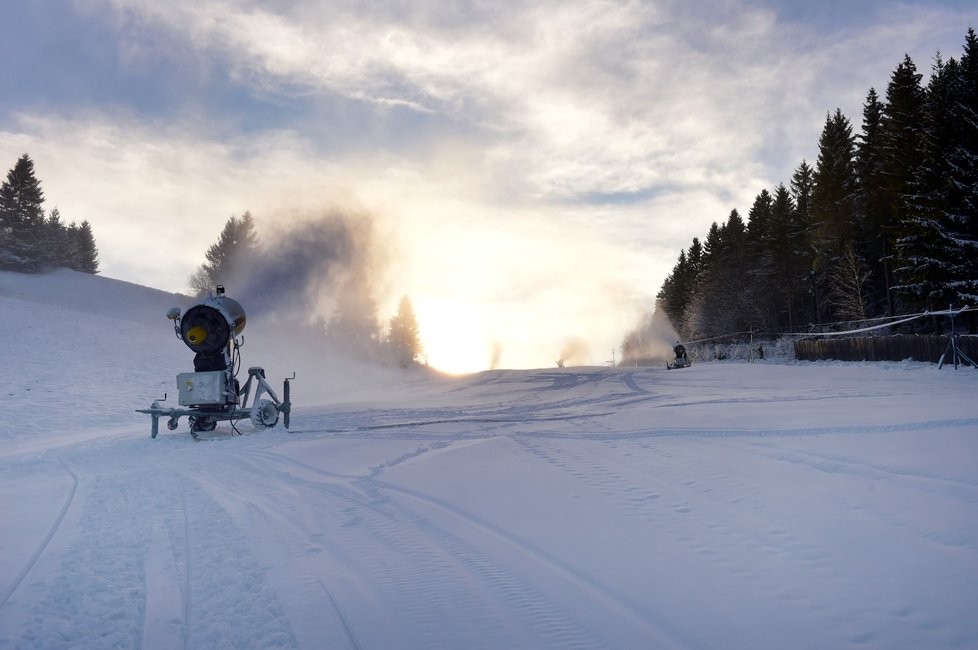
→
(414, 299, 491, 375)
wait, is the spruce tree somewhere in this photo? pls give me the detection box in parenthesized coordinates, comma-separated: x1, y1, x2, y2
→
(789, 160, 818, 325)
(947, 28, 978, 310)
(745, 189, 775, 329)
(790, 160, 815, 227)
(42, 208, 70, 269)
(897, 54, 958, 309)
(73, 220, 100, 274)
(811, 110, 859, 320)
(388, 295, 423, 367)
(192, 211, 259, 292)
(679, 225, 722, 337)
(766, 184, 800, 330)
(855, 87, 894, 315)
(686, 237, 704, 289)
(0, 154, 46, 271)
(811, 109, 858, 257)
(881, 55, 926, 307)
(686, 211, 750, 338)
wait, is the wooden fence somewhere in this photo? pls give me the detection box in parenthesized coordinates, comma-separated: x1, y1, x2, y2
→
(794, 334, 978, 364)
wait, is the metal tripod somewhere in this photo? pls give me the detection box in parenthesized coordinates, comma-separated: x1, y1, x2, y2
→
(938, 305, 976, 370)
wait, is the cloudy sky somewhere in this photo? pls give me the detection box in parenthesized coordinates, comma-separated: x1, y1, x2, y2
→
(1, 0, 975, 371)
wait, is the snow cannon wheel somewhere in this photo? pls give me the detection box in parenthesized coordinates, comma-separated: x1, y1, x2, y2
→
(250, 399, 279, 429)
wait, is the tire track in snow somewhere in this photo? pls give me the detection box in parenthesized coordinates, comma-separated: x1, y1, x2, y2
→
(550, 416, 978, 441)
(721, 442, 978, 551)
(318, 579, 361, 650)
(236, 448, 615, 649)
(179, 450, 405, 648)
(11, 456, 161, 648)
(513, 437, 852, 623)
(141, 519, 184, 650)
(0, 458, 78, 612)
(180, 489, 192, 650)
(169, 472, 298, 649)
(621, 372, 652, 394)
(284, 414, 978, 444)
(369, 477, 690, 650)
(749, 445, 978, 491)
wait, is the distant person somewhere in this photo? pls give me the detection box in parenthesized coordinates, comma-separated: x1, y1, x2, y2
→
(756, 344, 764, 360)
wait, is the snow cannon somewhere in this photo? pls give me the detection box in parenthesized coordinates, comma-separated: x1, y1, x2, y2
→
(667, 342, 691, 370)
(137, 285, 294, 439)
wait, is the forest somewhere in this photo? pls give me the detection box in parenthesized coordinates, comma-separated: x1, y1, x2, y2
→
(0, 154, 99, 274)
(649, 27, 978, 350)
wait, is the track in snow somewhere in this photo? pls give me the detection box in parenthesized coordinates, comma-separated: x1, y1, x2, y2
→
(0, 459, 78, 612)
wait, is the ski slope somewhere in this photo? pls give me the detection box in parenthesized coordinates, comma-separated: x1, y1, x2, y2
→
(2, 270, 978, 649)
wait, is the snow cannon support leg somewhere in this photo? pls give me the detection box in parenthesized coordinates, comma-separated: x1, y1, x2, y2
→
(282, 375, 293, 429)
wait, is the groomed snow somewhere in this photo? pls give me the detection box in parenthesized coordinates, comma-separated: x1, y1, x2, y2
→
(1, 270, 977, 649)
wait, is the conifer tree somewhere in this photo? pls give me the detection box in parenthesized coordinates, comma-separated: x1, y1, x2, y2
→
(881, 55, 926, 307)
(788, 160, 818, 323)
(42, 208, 70, 269)
(766, 184, 801, 329)
(0, 154, 46, 271)
(72, 220, 100, 274)
(896, 54, 957, 308)
(855, 87, 894, 315)
(191, 211, 259, 293)
(387, 295, 423, 367)
(745, 189, 776, 328)
(686, 237, 704, 289)
(685, 210, 750, 338)
(946, 28, 978, 309)
(684, 225, 720, 336)
(656, 249, 689, 332)
(790, 160, 815, 227)
(811, 110, 859, 320)
(811, 109, 858, 257)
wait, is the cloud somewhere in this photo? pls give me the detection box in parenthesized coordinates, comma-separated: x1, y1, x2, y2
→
(70, 0, 975, 214)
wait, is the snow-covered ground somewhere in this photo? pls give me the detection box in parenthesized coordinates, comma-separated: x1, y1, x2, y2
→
(2, 270, 977, 649)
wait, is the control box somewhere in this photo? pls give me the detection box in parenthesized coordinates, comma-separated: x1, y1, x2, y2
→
(177, 371, 230, 406)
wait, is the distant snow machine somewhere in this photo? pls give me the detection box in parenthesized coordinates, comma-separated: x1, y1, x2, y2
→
(667, 342, 690, 370)
(136, 286, 293, 439)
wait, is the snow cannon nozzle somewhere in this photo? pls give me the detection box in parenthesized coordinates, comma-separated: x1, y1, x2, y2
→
(176, 294, 246, 355)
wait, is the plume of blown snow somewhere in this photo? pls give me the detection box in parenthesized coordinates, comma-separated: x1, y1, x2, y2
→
(556, 337, 589, 367)
(232, 208, 386, 335)
(620, 305, 679, 366)
(212, 207, 406, 400)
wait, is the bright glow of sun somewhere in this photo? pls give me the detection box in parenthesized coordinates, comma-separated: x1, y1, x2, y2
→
(381, 194, 651, 375)
(414, 298, 491, 375)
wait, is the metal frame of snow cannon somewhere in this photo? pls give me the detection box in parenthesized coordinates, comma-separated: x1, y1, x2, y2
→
(136, 368, 293, 439)
(136, 285, 294, 439)
(666, 356, 691, 370)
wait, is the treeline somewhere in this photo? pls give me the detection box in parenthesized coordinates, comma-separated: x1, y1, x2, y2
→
(0, 154, 99, 274)
(657, 28, 978, 340)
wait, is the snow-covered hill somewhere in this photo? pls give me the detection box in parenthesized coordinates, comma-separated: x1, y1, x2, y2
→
(1, 270, 977, 649)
